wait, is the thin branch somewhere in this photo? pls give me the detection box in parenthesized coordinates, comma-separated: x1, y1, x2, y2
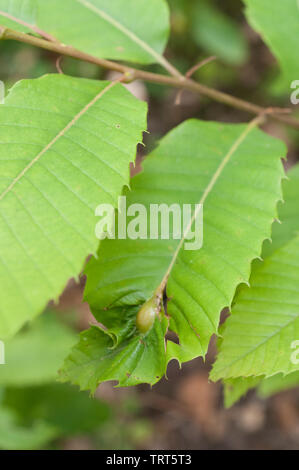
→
(0, 26, 299, 130)
(186, 56, 218, 79)
(0, 78, 124, 201)
(55, 56, 64, 74)
(0, 10, 57, 42)
(175, 56, 217, 105)
(75, 0, 183, 79)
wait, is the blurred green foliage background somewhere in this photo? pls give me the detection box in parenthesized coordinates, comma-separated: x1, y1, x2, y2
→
(0, 0, 298, 450)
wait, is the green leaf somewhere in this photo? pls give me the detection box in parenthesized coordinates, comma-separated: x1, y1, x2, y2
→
(192, 0, 249, 66)
(4, 383, 111, 436)
(243, 0, 299, 87)
(223, 376, 261, 408)
(0, 405, 57, 449)
(60, 309, 168, 392)
(258, 371, 299, 398)
(264, 164, 299, 256)
(0, 312, 77, 386)
(0, 74, 147, 339)
(0, 0, 37, 33)
(223, 370, 299, 409)
(211, 234, 299, 380)
(62, 119, 286, 390)
(223, 371, 299, 406)
(211, 164, 299, 381)
(36, 0, 173, 68)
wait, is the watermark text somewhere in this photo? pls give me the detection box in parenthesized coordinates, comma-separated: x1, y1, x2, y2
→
(0, 341, 5, 365)
(95, 197, 203, 251)
(290, 80, 299, 105)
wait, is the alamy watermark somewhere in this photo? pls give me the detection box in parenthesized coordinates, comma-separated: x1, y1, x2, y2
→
(95, 196, 203, 251)
(290, 80, 299, 105)
(0, 341, 5, 365)
(0, 80, 4, 104)
(290, 340, 299, 365)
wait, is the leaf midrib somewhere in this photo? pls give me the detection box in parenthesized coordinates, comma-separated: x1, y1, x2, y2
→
(0, 9, 35, 30)
(212, 234, 299, 378)
(214, 313, 299, 378)
(75, 0, 181, 77)
(0, 80, 118, 201)
(157, 116, 265, 295)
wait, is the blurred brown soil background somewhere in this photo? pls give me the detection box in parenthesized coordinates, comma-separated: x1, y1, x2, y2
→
(1, 0, 298, 450)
